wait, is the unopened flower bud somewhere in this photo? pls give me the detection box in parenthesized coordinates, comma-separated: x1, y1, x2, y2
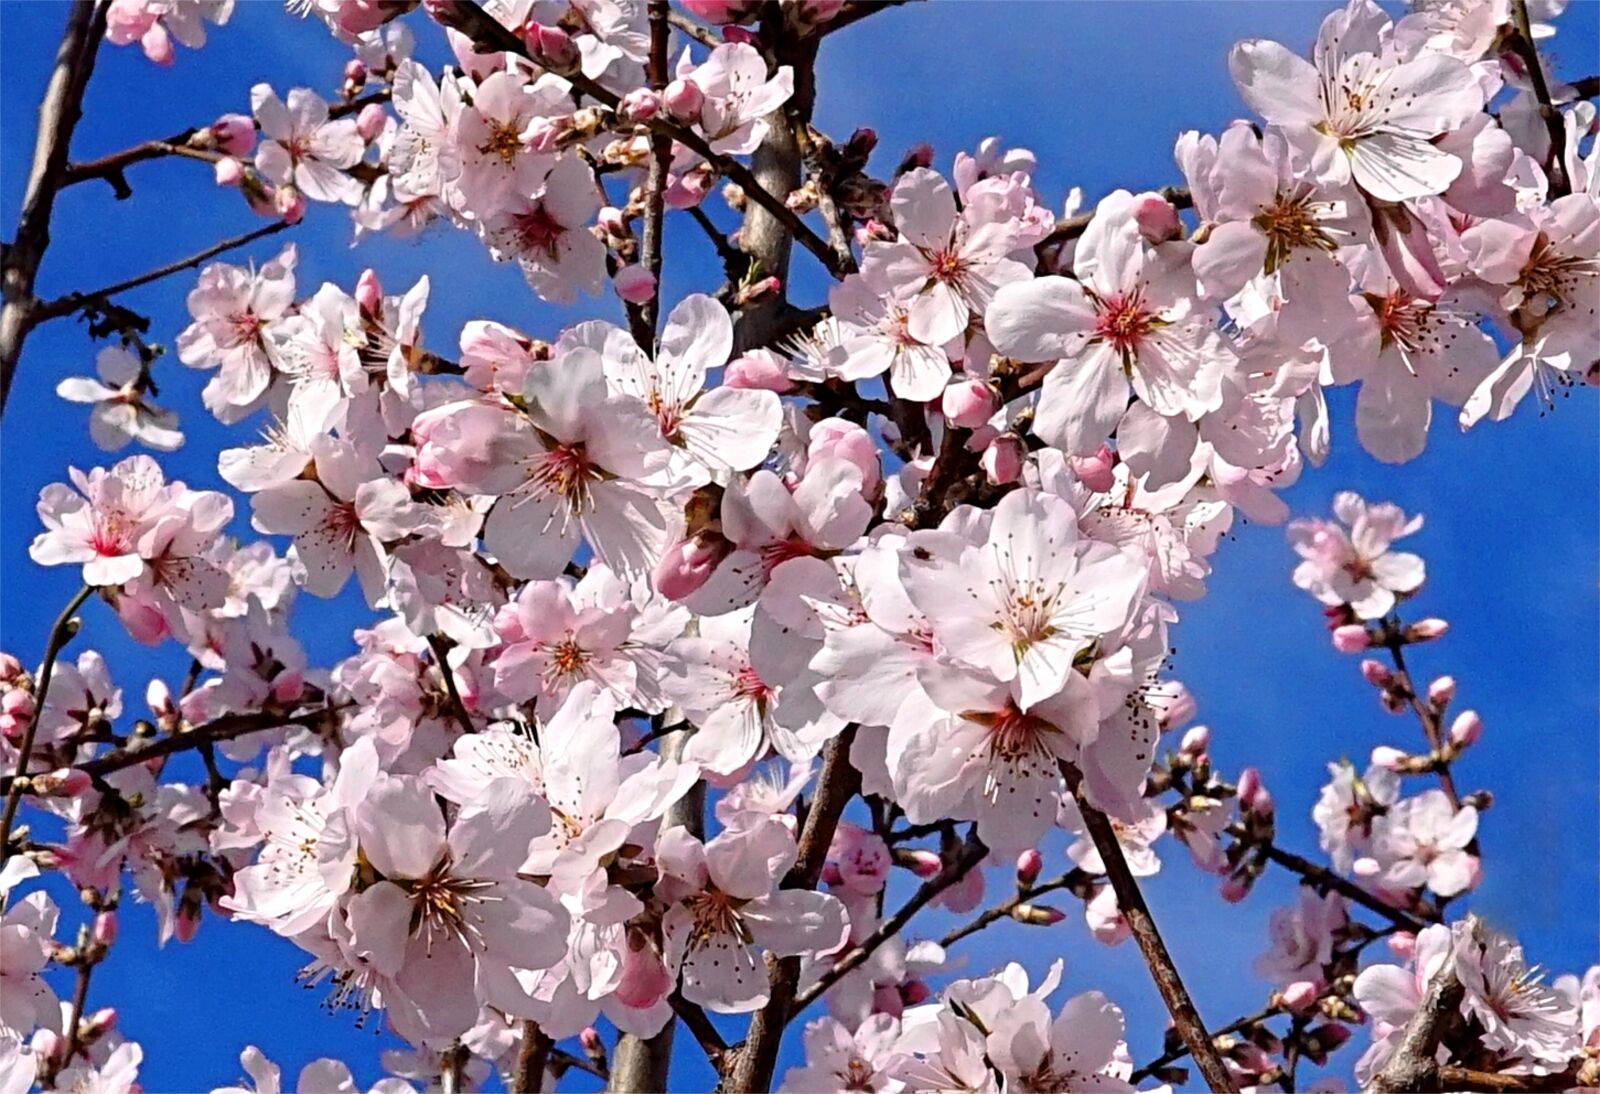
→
(900, 978, 931, 1006)
(174, 902, 201, 944)
(209, 113, 256, 156)
(681, 0, 762, 24)
(356, 102, 387, 143)
(613, 265, 658, 305)
(142, 24, 175, 66)
(1015, 849, 1043, 887)
(898, 142, 934, 174)
(525, 22, 579, 72)
(1405, 618, 1449, 643)
(722, 24, 759, 44)
(343, 58, 369, 88)
(31, 1029, 61, 1062)
(662, 79, 704, 122)
(902, 849, 942, 878)
(1011, 903, 1066, 926)
(580, 1027, 604, 1059)
(1306, 1023, 1350, 1054)
(1069, 444, 1116, 492)
(652, 534, 729, 601)
(981, 434, 1025, 485)
(0, 653, 23, 681)
(213, 156, 244, 187)
(1179, 725, 1211, 757)
(1220, 875, 1251, 903)
(1237, 766, 1263, 808)
(732, 275, 781, 307)
(819, 862, 843, 886)
(1386, 931, 1417, 960)
(273, 185, 306, 224)
(93, 910, 118, 947)
(1279, 980, 1320, 1013)
(1359, 659, 1392, 687)
(1332, 624, 1371, 653)
(941, 379, 998, 428)
(1250, 788, 1275, 819)
(724, 351, 795, 393)
(1131, 192, 1182, 243)
(1449, 710, 1482, 748)
(597, 205, 628, 238)
(1427, 675, 1456, 709)
(619, 87, 660, 122)
(83, 1007, 118, 1040)
(356, 269, 384, 316)
(1370, 745, 1409, 771)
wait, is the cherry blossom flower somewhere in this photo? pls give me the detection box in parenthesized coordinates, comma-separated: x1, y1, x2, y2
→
(252, 85, 366, 205)
(484, 156, 607, 304)
(105, 0, 232, 65)
(56, 346, 183, 452)
(1253, 890, 1347, 988)
(656, 817, 848, 1013)
(779, 1014, 902, 1094)
(1356, 788, 1479, 897)
(177, 244, 298, 418)
(681, 43, 794, 155)
(1230, 0, 1484, 202)
(1288, 491, 1425, 619)
(985, 991, 1134, 1093)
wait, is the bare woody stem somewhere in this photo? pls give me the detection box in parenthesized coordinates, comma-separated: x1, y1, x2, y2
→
(789, 830, 989, 1016)
(1508, 0, 1570, 199)
(1379, 620, 1463, 810)
(0, 0, 108, 417)
(1230, 824, 1434, 933)
(32, 220, 294, 324)
(725, 725, 862, 1093)
(512, 1022, 551, 1094)
(628, 0, 673, 347)
(0, 584, 92, 868)
(1064, 765, 1239, 1094)
(425, 635, 476, 736)
(1368, 950, 1465, 1092)
(935, 869, 1085, 950)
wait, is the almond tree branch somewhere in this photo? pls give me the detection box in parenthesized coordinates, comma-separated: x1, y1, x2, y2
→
(1229, 824, 1434, 933)
(1035, 185, 1192, 256)
(1064, 764, 1239, 1094)
(33, 220, 294, 323)
(1367, 951, 1464, 1092)
(1379, 619, 1463, 810)
(425, 635, 476, 736)
(1508, 0, 1571, 198)
(61, 89, 391, 198)
(819, 0, 918, 37)
(726, 725, 861, 1093)
(788, 830, 989, 1016)
(0, 584, 92, 869)
(512, 1022, 550, 1093)
(0, 0, 108, 416)
(628, 0, 673, 346)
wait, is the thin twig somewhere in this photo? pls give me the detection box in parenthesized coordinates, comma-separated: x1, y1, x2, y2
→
(669, 992, 729, 1066)
(1508, 0, 1571, 198)
(0, 584, 92, 867)
(34, 221, 294, 322)
(426, 635, 475, 736)
(629, 0, 673, 347)
(1380, 620, 1463, 810)
(665, 8, 720, 49)
(1065, 764, 1239, 1093)
(935, 869, 1084, 949)
(512, 1021, 551, 1093)
(0, 0, 109, 415)
(1035, 184, 1192, 255)
(1132, 1003, 1281, 1083)
(789, 831, 988, 1016)
(819, 0, 918, 37)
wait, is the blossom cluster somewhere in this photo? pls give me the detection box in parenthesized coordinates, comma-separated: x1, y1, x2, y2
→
(4, 0, 1597, 1090)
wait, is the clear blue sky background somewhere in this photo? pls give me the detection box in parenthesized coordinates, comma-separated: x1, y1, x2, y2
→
(2, 2, 1596, 1091)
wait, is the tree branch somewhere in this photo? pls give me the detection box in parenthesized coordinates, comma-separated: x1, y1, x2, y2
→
(0, 0, 109, 416)
(1368, 951, 1464, 1092)
(1035, 184, 1192, 256)
(1064, 764, 1239, 1093)
(628, 0, 673, 347)
(32, 220, 294, 323)
(512, 1021, 550, 1093)
(1508, 0, 1571, 198)
(1233, 825, 1434, 933)
(0, 584, 92, 867)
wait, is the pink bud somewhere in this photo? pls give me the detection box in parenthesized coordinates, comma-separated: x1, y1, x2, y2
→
(940, 379, 998, 428)
(93, 910, 118, 947)
(31, 768, 91, 797)
(1332, 624, 1371, 653)
(1068, 444, 1116, 492)
(140, 23, 174, 66)
(613, 264, 658, 305)
(662, 78, 704, 122)
(1359, 659, 1392, 687)
(619, 88, 660, 122)
(273, 186, 306, 224)
(1280, 980, 1320, 1013)
(1449, 710, 1482, 748)
(597, 205, 628, 237)
(525, 23, 579, 72)
(1250, 789, 1274, 819)
(901, 142, 934, 172)
(724, 351, 795, 393)
(31, 1029, 61, 1062)
(1015, 849, 1043, 887)
(871, 984, 905, 1019)
(1370, 745, 1409, 770)
(1428, 675, 1457, 708)
(1387, 931, 1417, 960)
(209, 113, 256, 156)
(213, 156, 244, 188)
(1131, 192, 1182, 244)
(616, 941, 672, 1009)
(356, 102, 387, 143)
(356, 269, 384, 316)
(903, 850, 943, 878)
(1237, 766, 1263, 808)
(0, 653, 23, 681)
(1310, 1023, 1350, 1051)
(174, 903, 201, 944)
(808, 418, 881, 495)
(900, 979, 931, 1006)
(83, 1007, 117, 1039)
(681, 0, 762, 24)
(721, 25, 759, 44)
(1219, 875, 1251, 903)
(819, 862, 843, 886)
(271, 670, 305, 703)
(580, 1027, 603, 1054)
(653, 534, 729, 601)
(1179, 725, 1211, 756)
(344, 59, 368, 85)
(1406, 618, 1449, 642)
(981, 434, 1025, 485)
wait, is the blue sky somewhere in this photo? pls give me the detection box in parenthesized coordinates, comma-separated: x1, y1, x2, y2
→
(2, 2, 1596, 1091)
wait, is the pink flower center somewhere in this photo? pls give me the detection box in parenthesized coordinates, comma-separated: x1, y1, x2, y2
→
(1093, 292, 1154, 355)
(758, 536, 814, 577)
(512, 204, 566, 259)
(733, 664, 772, 705)
(1368, 291, 1434, 353)
(530, 444, 595, 508)
(928, 248, 966, 283)
(89, 513, 134, 559)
